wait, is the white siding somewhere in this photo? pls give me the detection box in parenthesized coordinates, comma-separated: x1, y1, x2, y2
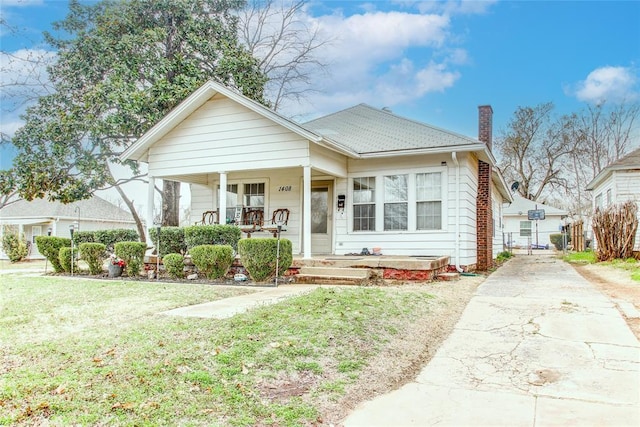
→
(614, 170, 640, 250)
(148, 95, 311, 177)
(331, 152, 480, 265)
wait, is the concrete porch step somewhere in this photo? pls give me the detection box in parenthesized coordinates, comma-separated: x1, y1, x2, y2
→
(295, 266, 372, 285)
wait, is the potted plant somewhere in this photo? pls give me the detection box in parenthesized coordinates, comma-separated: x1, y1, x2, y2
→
(108, 254, 126, 277)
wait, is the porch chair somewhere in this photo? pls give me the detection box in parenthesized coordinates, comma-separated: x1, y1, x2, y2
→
(195, 210, 219, 225)
(238, 207, 264, 237)
(263, 208, 290, 237)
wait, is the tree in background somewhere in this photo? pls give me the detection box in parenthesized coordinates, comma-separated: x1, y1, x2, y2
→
(4, 0, 267, 238)
(496, 101, 639, 218)
(238, 0, 330, 112)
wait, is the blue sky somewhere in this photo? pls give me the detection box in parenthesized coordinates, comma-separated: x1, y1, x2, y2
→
(1, 0, 639, 171)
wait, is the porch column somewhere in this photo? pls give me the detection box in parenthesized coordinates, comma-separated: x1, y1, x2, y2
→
(303, 165, 312, 258)
(219, 172, 227, 224)
(146, 176, 155, 245)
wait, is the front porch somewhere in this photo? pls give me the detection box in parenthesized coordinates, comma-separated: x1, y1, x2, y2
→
(289, 254, 451, 283)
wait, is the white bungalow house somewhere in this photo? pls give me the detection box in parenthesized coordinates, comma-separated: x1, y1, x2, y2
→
(121, 81, 512, 270)
(0, 196, 138, 259)
(503, 194, 568, 249)
(586, 147, 640, 251)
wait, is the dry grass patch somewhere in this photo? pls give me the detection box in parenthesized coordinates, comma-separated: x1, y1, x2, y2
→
(1, 274, 482, 426)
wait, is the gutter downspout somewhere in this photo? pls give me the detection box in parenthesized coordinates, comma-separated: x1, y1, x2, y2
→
(452, 152, 463, 273)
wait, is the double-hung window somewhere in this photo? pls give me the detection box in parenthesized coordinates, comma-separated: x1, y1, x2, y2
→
(224, 184, 238, 222)
(384, 175, 408, 230)
(416, 172, 442, 230)
(353, 177, 375, 231)
(244, 183, 265, 214)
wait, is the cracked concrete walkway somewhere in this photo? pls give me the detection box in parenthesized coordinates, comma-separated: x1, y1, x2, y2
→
(343, 252, 640, 426)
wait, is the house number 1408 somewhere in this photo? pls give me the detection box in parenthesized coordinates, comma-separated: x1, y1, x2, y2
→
(278, 186, 292, 192)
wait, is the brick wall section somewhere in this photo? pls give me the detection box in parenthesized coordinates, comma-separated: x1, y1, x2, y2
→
(478, 105, 493, 150)
(476, 160, 493, 270)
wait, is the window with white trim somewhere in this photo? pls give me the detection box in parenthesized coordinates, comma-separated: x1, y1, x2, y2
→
(520, 220, 532, 237)
(416, 172, 442, 230)
(384, 174, 408, 230)
(244, 183, 265, 213)
(353, 177, 375, 231)
(225, 184, 238, 222)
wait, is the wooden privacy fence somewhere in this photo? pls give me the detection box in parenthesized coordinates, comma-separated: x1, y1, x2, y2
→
(571, 220, 585, 252)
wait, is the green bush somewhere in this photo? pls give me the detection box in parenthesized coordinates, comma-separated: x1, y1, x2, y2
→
(95, 229, 139, 252)
(114, 241, 147, 277)
(163, 253, 185, 279)
(550, 233, 571, 250)
(149, 227, 186, 257)
(58, 246, 78, 273)
(189, 245, 234, 280)
(35, 236, 70, 273)
(496, 251, 513, 262)
(73, 231, 95, 246)
(238, 238, 293, 282)
(184, 225, 241, 252)
(79, 242, 107, 275)
(1, 232, 28, 262)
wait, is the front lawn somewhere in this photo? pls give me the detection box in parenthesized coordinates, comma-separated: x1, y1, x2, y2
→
(564, 251, 640, 283)
(0, 275, 443, 426)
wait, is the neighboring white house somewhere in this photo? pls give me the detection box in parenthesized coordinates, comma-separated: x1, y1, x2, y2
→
(503, 194, 568, 248)
(0, 196, 138, 259)
(586, 147, 640, 251)
(121, 80, 512, 270)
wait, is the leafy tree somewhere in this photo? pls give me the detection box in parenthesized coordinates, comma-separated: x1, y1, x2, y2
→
(5, 0, 267, 236)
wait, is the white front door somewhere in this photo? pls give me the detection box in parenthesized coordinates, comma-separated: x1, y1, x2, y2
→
(311, 181, 333, 254)
(31, 225, 42, 257)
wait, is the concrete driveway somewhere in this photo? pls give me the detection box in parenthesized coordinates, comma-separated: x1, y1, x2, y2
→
(344, 252, 640, 426)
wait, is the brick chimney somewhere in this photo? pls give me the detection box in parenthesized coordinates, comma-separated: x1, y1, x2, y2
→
(476, 105, 493, 270)
(478, 105, 493, 151)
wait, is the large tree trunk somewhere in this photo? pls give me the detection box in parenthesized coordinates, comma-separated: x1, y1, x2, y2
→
(113, 183, 147, 243)
(162, 180, 181, 226)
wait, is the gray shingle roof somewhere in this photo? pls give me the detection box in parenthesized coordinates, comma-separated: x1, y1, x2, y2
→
(586, 146, 640, 190)
(302, 104, 481, 155)
(0, 195, 135, 222)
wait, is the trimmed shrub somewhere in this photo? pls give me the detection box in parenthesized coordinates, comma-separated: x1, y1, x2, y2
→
(58, 246, 78, 273)
(114, 241, 147, 277)
(184, 225, 241, 252)
(95, 229, 139, 252)
(189, 245, 234, 280)
(79, 242, 107, 275)
(36, 236, 70, 273)
(149, 227, 186, 257)
(73, 231, 95, 246)
(163, 253, 185, 279)
(1, 232, 28, 262)
(238, 238, 293, 282)
(550, 233, 571, 250)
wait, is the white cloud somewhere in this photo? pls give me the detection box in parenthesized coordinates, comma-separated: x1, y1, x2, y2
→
(276, 7, 468, 118)
(572, 66, 638, 104)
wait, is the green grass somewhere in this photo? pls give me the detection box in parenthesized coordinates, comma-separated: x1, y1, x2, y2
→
(563, 251, 640, 283)
(0, 275, 437, 426)
(563, 251, 597, 264)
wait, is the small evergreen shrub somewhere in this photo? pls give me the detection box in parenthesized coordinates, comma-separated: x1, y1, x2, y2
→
(1, 232, 28, 262)
(184, 225, 241, 252)
(95, 229, 139, 252)
(163, 253, 185, 279)
(58, 246, 78, 273)
(189, 245, 234, 280)
(238, 238, 293, 282)
(149, 227, 186, 257)
(550, 233, 571, 250)
(36, 236, 70, 273)
(114, 241, 147, 277)
(79, 242, 107, 275)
